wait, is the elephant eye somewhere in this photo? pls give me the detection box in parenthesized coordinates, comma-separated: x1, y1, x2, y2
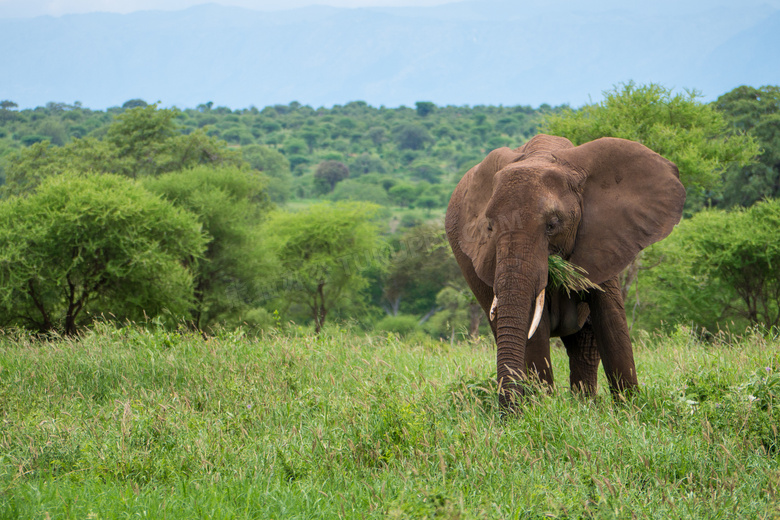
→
(546, 216, 561, 235)
(486, 219, 493, 232)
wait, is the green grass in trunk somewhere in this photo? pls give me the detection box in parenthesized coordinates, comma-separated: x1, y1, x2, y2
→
(0, 324, 777, 518)
(547, 255, 602, 294)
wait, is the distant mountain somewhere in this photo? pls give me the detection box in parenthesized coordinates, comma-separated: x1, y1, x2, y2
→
(1, 1, 779, 110)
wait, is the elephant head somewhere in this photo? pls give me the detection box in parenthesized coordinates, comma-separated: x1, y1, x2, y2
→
(445, 134, 686, 404)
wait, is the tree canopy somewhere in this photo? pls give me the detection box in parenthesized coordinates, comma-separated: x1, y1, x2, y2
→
(241, 144, 292, 203)
(715, 85, 780, 207)
(381, 222, 460, 317)
(637, 198, 780, 332)
(0, 173, 205, 335)
(263, 202, 385, 333)
(543, 82, 760, 210)
(2, 104, 243, 195)
(143, 165, 272, 332)
(1, 85, 779, 337)
(314, 160, 350, 194)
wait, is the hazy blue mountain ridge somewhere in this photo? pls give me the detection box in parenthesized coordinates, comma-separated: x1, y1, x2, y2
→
(1, 1, 778, 109)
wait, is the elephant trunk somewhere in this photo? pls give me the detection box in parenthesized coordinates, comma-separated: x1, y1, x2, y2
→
(493, 235, 548, 408)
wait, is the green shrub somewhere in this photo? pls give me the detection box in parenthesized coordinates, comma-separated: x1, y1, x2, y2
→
(374, 314, 420, 336)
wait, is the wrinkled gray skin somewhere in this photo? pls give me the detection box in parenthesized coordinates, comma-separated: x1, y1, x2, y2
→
(445, 134, 686, 408)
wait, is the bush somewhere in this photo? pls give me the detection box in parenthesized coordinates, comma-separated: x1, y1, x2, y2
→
(394, 124, 433, 151)
(636, 199, 780, 332)
(314, 160, 349, 194)
(20, 134, 47, 146)
(238, 307, 276, 333)
(143, 165, 273, 332)
(0, 172, 205, 335)
(329, 179, 391, 205)
(375, 314, 420, 336)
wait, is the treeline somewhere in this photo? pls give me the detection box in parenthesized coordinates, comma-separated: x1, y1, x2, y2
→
(0, 83, 779, 337)
(0, 103, 470, 337)
(0, 98, 551, 212)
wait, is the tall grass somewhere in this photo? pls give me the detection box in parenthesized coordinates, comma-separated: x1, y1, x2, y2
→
(0, 323, 777, 518)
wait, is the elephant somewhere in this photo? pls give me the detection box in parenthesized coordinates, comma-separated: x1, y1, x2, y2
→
(445, 134, 686, 407)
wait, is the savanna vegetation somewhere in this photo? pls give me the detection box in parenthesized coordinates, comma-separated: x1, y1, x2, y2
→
(0, 83, 778, 517)
(0, 97, 551, 337)
(1, 83, 776, 338)
(0, 324, 777, 518)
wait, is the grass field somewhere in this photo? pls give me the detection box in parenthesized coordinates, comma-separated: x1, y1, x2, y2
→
(0, 323, 778, 519)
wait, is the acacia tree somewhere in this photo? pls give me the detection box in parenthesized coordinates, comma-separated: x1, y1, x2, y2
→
(264, 202, 385, 333)
(314, 160, 349, 194)
(2, 104, 242, 196)
(106, 104, 242, 178)
(543, 82, 759, 201)
(381, 222, 461, 317)
(430, 286, 470, 345)
(715, 85, 780, 207)
(639, 198, 780, 332)
(143, 165, 272, 332)
(0, 100, 18, 122)
(415, 101, 436, 117)
(0, 173, 205, 335)
(2, 138, 117, 196)
(241, 144, 292, 203)
(394, 124, 433, 150)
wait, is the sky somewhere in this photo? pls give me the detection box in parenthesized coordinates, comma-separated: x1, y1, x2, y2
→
(3, 0, 778, 109)
(0, 0, 454, 18)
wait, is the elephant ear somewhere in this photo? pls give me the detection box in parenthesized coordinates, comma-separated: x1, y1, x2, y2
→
(457, 147, 523, 285)
(554, 137, 686, 285)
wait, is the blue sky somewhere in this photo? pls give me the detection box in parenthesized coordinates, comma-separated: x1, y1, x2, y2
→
(2, 0, 778, 109)
(0, 0, 453, 18)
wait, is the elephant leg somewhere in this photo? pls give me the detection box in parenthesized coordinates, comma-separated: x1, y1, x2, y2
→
(586, 277, 639, 394)
(524, 308, 554, 388)
(561, 319, 600, 396)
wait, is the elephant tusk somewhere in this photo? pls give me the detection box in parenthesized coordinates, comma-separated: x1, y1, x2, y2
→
(490, 295, 497, 321)
(528, 289, 545, 339)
